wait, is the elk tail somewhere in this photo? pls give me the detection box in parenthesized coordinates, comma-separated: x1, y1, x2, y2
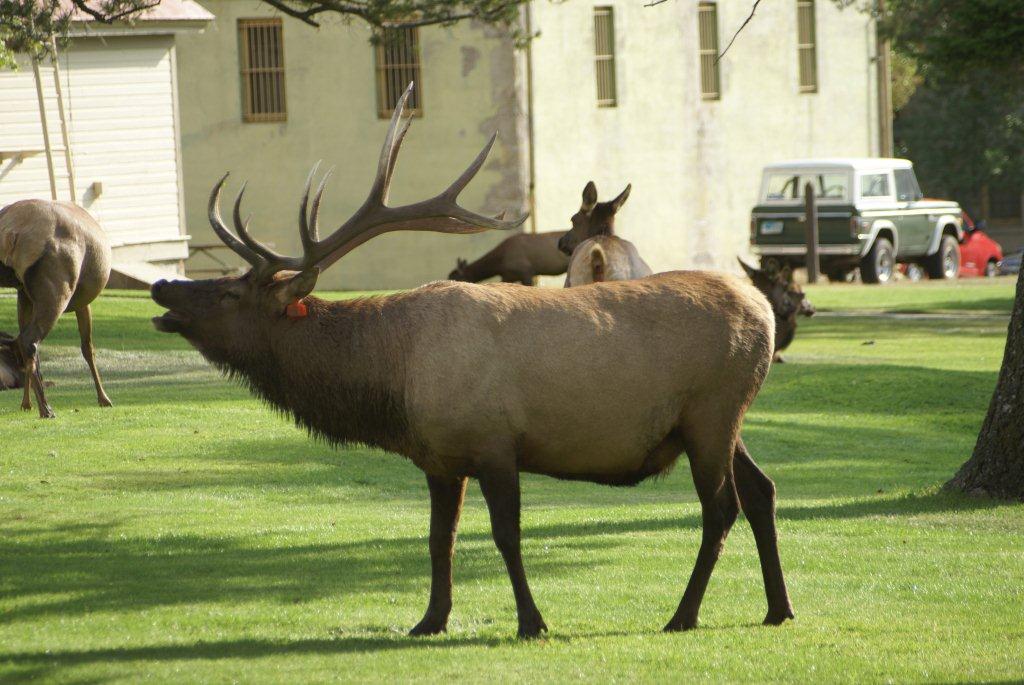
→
(590, 243, 607, 283)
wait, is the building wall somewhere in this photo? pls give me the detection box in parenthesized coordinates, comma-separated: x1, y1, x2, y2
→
(528, 0, 879, 276)
(175, 1, 526, 290)
(0, 35, 188, 271)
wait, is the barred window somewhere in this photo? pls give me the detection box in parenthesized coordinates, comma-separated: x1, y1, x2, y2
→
(593, 7, 617, 107)
(375, 27, 422, 118)
(697, 2, 720, 100)
(797, 0, 818, 92)
(238, 18, 287, 122)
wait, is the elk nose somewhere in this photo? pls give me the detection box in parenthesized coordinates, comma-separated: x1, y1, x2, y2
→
(151, 279, 167, 297)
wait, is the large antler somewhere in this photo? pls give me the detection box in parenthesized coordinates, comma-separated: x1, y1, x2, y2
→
(208, 82, 526, 280)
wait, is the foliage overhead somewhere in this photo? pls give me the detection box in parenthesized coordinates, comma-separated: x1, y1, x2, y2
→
(0, 0, 157, 66)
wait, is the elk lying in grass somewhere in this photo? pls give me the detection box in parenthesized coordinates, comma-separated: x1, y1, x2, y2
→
(0, 331, 26, 390)
(0, 201, 113, 417)
(559, 182, 652, 286)
(151, 84, 793, 638)
(448, 231, 569, 285)
(739, 259, 815, 362)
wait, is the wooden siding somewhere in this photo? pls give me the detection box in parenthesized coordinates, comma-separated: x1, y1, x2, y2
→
(0, 36, 183, 248)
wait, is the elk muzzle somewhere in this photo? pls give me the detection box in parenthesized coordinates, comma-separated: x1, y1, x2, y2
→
(151, 279, 194, 334)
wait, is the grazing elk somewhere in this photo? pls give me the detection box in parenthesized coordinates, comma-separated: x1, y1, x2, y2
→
(151, 84, 793, 638)
(739, 259, 815, 363)
(558, 182, 652, 286)
(448, 231, 569, 285)
(0, 201, 113, 417)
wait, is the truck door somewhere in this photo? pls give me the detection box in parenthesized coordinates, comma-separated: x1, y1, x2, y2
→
(895, 168, 930, 255)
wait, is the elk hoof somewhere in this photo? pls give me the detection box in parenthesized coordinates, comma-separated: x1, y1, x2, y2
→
(763, 607, 795, 626)
(408, 616, 447, 636)
(98, 397, 113, 408)
(663, 616, 698, 632)
(517, 614, 548, 639)
(38, 407, 56, 419)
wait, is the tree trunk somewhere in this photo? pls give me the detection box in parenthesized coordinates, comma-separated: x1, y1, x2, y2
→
(946, 267, 1024, 500)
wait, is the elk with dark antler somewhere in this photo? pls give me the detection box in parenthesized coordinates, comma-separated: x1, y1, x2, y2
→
(151, 83, 793, 638)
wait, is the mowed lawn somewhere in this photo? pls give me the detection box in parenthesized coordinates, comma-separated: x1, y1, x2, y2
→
(0, 278, 1021, 683)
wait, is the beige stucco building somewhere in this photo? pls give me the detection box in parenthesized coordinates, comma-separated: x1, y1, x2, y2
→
(173, 0, 882, 289)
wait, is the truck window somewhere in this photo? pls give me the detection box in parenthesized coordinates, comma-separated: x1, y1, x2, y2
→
(764, 172, 849, 202)
(894, 168, 923, 201)
(860, 173, 891, 198)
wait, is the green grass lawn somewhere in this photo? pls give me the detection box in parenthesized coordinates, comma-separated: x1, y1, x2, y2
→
(1, 281, 1022, 683)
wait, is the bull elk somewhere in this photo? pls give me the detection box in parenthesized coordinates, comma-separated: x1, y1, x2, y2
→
(559, 182, 652, 286)
(448, 231, 568, 285)
(739, 259, 815, 363)
(151, 84, 793, 638)
(0, 201, 113, 418)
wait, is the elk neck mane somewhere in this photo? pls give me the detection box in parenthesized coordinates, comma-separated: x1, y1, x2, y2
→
(203, 294, 420, 456)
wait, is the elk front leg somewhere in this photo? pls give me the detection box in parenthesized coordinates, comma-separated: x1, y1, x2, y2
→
(410, 475, 468, 636)
(478, 465, 547, 638)
(76, 306, 112, 407)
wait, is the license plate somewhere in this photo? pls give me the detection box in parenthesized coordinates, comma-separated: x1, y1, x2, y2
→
(761, 220, 784, 235)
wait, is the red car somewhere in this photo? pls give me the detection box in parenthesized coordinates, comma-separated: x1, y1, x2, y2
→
(958, 213, 1003, 277)
(904, 212, 1003, 280)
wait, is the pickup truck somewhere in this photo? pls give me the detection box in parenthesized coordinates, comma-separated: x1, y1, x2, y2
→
(749, 159, 963, 284)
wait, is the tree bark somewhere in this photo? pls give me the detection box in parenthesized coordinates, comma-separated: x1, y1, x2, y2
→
(947, 267, 1024, 500)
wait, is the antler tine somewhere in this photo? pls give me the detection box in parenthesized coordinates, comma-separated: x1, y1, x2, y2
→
(369, 82, 415, 206)
(298, 161, 322, 254)
(442, 133, 496, 201)
(308, 166, 335, 246)
(231, 182, 290, 263)
(208, 173, 263, 267)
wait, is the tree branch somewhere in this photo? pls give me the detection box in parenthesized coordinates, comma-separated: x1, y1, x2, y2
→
(69, 0, 160, 24)
(716, 0, 762, 63)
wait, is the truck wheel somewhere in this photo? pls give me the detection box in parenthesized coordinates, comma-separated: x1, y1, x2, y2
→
(860, 237, 895, 284)
(985, 260, 998, 278)
(925, 234, 960, 280)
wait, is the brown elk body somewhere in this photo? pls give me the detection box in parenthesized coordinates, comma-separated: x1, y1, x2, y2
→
(151, 85, 794, 637)
(0, 200, 113, 417)
(449, 231, 569, 285)
(559, 182, 652, 286)
(739, 259, 815, 363)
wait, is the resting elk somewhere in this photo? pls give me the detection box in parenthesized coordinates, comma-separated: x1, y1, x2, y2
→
(558, 182, 652, 286)
(0, 201, 113, 418)
(448, 231, 569, 285)
(738, 259, 815, 363)
(150, 84, 793, 638)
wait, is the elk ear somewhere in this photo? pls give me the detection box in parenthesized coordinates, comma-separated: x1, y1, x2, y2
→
(581, 181, 598, 212)
(779, 264, 794, 283)
(611, 184, 631, 212)
(738, 258, 772, 289)
(270, 268, 320, 305)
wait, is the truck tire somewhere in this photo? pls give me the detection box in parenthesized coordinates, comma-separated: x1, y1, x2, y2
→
(925, 234, 960, 280)
(985, 259, 998, 278)
(860, 237, 895, 284)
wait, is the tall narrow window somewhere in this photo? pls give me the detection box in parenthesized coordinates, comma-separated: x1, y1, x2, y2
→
(593, 7, 617, 107)
(697, 2, 720, 100)
(238, 18, 287, 122)
(375, 27, 422, 118)
(797, 0, 818, 92)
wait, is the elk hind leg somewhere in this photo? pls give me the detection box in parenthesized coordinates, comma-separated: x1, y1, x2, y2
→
(17, 278, 71, 419)
(734, 438, 794, 625)
(15, 291, 49, 416)
(664, 428, 739, 632)
(478, 464, 547, 638)
(76, 306, 112, 407)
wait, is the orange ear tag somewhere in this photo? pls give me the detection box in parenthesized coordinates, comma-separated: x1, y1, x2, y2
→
(285, 299, 308, 319)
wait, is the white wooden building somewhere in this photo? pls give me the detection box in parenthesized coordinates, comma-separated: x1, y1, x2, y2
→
(0, 1, 211, 283)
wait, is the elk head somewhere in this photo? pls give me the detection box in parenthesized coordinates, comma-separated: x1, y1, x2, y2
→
(151, 83, 525, 363)
(448, 258, 471, 281)
(738, 259, 815, 321)
(557, 181, 631, 255)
